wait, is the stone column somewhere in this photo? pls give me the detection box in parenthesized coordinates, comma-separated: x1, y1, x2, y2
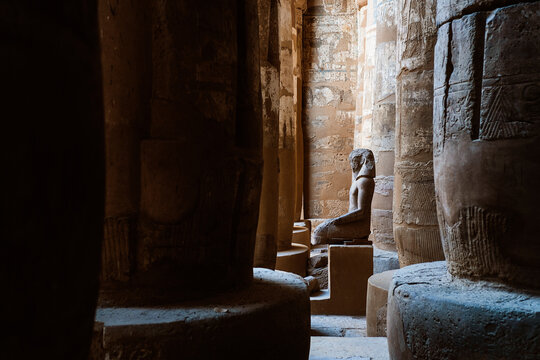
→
(99, 0, 263, 305)
(294, 0, 307, 221)
(360, 0, 376, 150)
(393, 0, 444, 266)
(354, 1, 368, 149)
(4, 1, 105, 358)
(93, 2, 310, 358)
(388, 1, 540, 358)
(99, 0, 151, 282)
(255, 0, 280, 269)
(371, 0, 397, 252)
(277, 0, 297, 251)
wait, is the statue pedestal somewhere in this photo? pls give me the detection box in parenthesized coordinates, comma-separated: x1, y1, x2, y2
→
(311, 245, 373, 316)
(276, 243, 309, 276)
(366, 269, 396, 337)
(90, 269, 310, 360)
(387, 262, 540, 359)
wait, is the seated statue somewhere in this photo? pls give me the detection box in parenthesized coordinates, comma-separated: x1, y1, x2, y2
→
(312, 148, 375, 245)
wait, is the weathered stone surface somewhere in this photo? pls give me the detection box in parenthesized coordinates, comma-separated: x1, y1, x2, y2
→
(278, 0, 297, 250)
(92, 269, 311, 360)
(303, 0, 358, 219)
(309, 252, 329, 268)
(387, 262, 540, 360)
(255, 0, 280, 269)
(309, 264, 330, 289)
(361, 0, 397, 251)
(99, 0, 264, 305)
(4, 1, 104, 358)
(433, 1, 540, 288)
(99, 0, 151, 283)
(436, 0, 527, 25)
(393, 0, 444, 267)
(373, 245, 400, 274)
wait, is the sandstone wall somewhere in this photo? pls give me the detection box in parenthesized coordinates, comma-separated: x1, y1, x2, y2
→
(303, 0, 358, 220)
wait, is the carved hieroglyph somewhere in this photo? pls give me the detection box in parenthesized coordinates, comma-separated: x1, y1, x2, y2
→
(393, 0, 444, 266)
(313, 149, 375, 244)
(433, 1, 540, 288)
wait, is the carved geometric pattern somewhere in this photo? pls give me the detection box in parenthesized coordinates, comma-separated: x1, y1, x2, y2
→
(480, 86, 532, 140)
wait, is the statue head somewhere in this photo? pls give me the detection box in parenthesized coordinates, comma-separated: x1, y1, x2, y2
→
(349, 148, 375, 178)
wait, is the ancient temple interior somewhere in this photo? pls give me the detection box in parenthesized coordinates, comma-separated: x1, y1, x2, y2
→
(5, 0, 540, 359)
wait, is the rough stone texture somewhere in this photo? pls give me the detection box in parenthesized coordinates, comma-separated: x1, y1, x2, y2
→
(303, 0, 358, 220)
(278, 0, 298, 251)
(393, 0, 444, 267)
(91, 269, 310, 360)
(436, 0, 528, 25)
(255, 0, 280, 269)
(310, 315, 367, 337)
(309, 266, 330, 289)
(310, 337, 390, 360)
(387, 262, 540, 360)
(99, 0, 263, 305)
(295, 0, 308, 221)
(433, 1, 540, 288)
(3, 2, 104, 358)
(99, 0, 151, 282)
(366, 270, 395, 337)
(373, 245, 400, 274)
(357, 0, 397, 251)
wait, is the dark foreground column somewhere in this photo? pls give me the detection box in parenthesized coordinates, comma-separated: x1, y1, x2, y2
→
(3, 1, 105, 359)
(388, 1, 540, 358)
(92, 1, 310, 359)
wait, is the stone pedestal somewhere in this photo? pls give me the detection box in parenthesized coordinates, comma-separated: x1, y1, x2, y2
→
(373, 245, 400, 274)
(387, 262, 540, 359)
(311, 245, 373, 316)
(366, 269, 396, 337)
(91, 269, 310, 360)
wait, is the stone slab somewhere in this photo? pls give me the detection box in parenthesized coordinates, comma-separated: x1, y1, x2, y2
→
(311, 315, 367, 337)
(91, 269, 310, 360)
(310, 336, 390, 360)
(387, 261, 540, 360)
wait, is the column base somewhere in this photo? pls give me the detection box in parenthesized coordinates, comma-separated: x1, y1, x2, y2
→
(366, 269, 396, 337)
(387, 261, 540, 360)
(276, 243, 309, 276)
(90, 268, 310, 360)
(373, 245, 399, 274)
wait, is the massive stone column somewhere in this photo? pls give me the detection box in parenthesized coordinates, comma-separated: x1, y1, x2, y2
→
(93, 2, 310, 358)
(371, 0, 397, 252)
(4, 1, 105, 358)
(388, 1, 540, 358)
(99, 0, 151, 282)
(393, 0, 444, 266)
(278, 0, 297, 251)
(354, 1, 368, 149)
(294, 0, 307, 221)
(255, 0, 280, 269)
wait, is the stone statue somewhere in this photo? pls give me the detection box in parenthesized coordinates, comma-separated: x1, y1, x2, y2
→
(312, 148, 375, 245)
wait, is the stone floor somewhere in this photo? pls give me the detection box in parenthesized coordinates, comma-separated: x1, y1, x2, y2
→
(309, 315, 389, 360)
